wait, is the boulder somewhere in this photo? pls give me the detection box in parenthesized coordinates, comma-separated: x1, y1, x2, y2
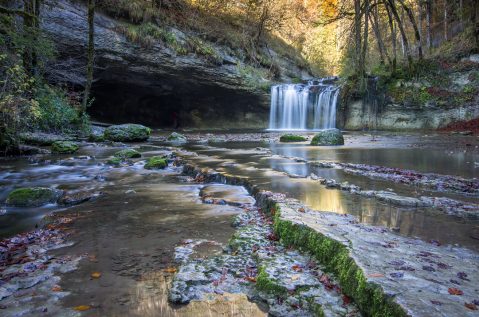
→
(107, 157, 123, 166)
(144, 156, 168, 169)
(114, 148, 141, 158)
(167, 132, 187, 143)
(279, 134, 307, 142)
(104, 124, 151, 142)
(310, 129, 344, 146)
(51, 141, 80, 154)
(88, 126, 106, 142)
(6, 187, 63, 207)
(58, 191, 101, 205)
(20, 132, 71, 146)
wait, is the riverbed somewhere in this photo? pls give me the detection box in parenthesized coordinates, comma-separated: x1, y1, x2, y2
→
(0, 130, 478, 316)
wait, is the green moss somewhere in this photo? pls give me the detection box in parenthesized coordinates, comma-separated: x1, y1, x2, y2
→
(6, 187, 61, 207)
(311, 129, 344, 146)
(114, 148, 141, 159)
(107, 157, 123, 166)
(104, 124, 151, 142)
(268, 202, 407, 317)
(255, 266, 288, 297)
(279, 134, 307, 142)
(144, 156, 168, 169)
(51, 141, 79, 154)
(167, 132, 187, 142)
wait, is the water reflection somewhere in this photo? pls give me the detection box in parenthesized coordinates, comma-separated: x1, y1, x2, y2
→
(181, 142, 479, 251)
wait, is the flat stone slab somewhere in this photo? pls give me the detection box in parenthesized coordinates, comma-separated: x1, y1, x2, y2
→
(258, 193, 479, 317)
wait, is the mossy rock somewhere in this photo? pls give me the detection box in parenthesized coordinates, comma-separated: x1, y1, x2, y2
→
(88, 132, 105, 142)
(167, 132, 187, 143)
(279, 134, 307, 142)
(144, 156, 168, 169)
(310, 129, 344, 146)
(6, 187, 62, 207)
(104, 124, 151, 142)
(107, 157, 123, 167)
(51, 141, 79, 154)
(114, 148, 141, 159)
(20, 132, 71, 146)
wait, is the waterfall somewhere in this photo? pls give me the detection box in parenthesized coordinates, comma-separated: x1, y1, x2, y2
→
(269, 78, 340, 130)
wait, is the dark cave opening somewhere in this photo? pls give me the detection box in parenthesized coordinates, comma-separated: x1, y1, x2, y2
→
(89, 79, 270, 129)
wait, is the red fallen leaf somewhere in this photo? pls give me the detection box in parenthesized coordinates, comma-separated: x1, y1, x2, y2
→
(292, 264, 303, 272)
(267, 233, 279, 241)
(245, 276, 256, 283)
(298, 208, 305, 213)
(342, 295, 351, 305)
(448, 288, 463, 295)
(465, 303, 478, 310)
(368, 273, 384, 278)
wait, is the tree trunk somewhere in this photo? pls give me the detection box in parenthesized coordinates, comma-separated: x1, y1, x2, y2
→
(444, 0, 448, 41)
(385, 0, 413, 68)
(370, 4, 391, 65)
(82, 0, 95, 112)
(425, 0, 432, 50)
(22, 0, 34, 74)
(396, 0, 423, 58)
(473, 0, 479, 52)
(385, 2, 397, 70)
(354, 0, 362, 75)
(360, 0, 370, 91)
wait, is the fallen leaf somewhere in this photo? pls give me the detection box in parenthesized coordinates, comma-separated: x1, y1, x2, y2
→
(163, 267, 177, 273)
(245, 276, 256, 283)
(342, 295, 351, 305)
(292, 264, 303, 272)
(465, 302, 478, 310)
(368, 273, 384, 278)
(291, 274, 300, 281)
(88, 255, 98, 262)
(90, 272, 101, 279)
(51, 285, 62, 292)
(298, 207, 305, 213)
(448, 288, 463, 295)
(73, 305, 91, 311)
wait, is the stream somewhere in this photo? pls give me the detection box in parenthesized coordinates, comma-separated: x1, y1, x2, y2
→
(0, 131, 478, 316)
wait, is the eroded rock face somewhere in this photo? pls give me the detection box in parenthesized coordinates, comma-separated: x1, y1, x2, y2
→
(40, 0, 309, 129)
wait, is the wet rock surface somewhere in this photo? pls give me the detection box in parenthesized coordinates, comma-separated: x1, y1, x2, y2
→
(183, 162, 479, 317)
(0, 131, 478, 316)
(51, 141, 80, 154)
(6, 187, 63, 207)
(310, 129, 344, 146)
(104, 124, 151, 142)
(170, 184, 360, 317)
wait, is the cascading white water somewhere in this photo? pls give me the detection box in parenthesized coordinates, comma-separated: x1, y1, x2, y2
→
(269, 78, 340, 130)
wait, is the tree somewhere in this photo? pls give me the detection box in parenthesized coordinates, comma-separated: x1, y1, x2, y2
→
(82, 0, 95, 113)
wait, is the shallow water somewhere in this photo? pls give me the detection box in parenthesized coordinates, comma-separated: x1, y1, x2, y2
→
(177, 133, 479, 251)
(0, 131, 478, 316)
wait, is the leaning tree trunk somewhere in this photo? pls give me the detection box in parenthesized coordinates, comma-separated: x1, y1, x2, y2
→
(385, 0, 413, 69)
(82, 0, 95, 112)
(385, 2, 397, 70)
(397, 0, 423, 59)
